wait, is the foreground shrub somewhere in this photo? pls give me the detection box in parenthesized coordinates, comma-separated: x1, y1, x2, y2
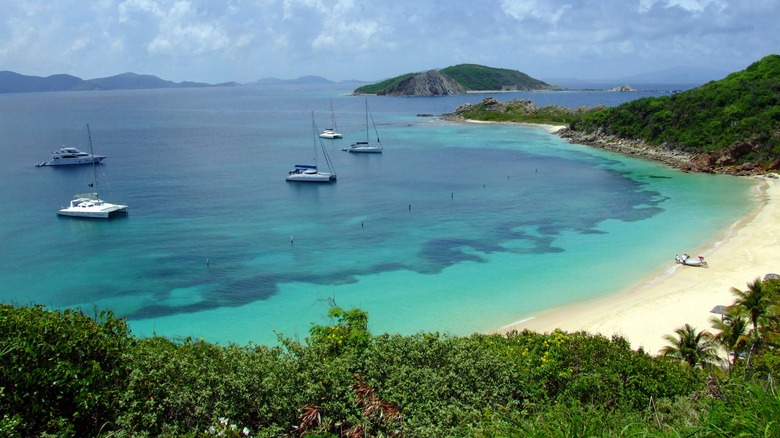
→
(0, 304, 132, 437)
(0, 304, 731, 436)
(695, 380, 780, 436)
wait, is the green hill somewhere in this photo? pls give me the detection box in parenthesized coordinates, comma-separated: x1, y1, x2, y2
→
(353, 64, 558, 95)
(570, 54, 780, 168)
(440, 63, 557, 91)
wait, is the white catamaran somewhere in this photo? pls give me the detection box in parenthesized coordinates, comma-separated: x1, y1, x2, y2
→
(57, 125, 128, 219)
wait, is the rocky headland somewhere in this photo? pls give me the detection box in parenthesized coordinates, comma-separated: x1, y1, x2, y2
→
(557, 128, 773, 176)
(445, 97, 772, 176)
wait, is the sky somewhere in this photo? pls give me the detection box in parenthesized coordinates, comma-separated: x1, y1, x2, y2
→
(1, 0, 778, 84)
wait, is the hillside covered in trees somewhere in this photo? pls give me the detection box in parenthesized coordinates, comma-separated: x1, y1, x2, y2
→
(568, 54, 780, 171)
(440, 64, 557, 92)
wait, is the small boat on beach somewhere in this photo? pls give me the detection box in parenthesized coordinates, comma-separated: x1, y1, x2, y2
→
(37, 146, 106, 166)
(675, 254, 708, 267)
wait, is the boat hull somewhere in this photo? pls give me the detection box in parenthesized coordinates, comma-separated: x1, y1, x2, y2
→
(46, 156, 106, 166)
(57, 204, 128, 219)
(675, 255, 708, 267)
(347, 147, 382, 153)
(286, 173, 336, 183)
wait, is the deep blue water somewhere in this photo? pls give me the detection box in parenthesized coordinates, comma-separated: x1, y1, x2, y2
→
(0, 83, 756, 345)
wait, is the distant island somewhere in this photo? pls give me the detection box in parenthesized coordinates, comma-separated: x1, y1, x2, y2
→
(0, 71, 242, 93)
(0, 71, 365, 94)
(352, 64, 562, 96)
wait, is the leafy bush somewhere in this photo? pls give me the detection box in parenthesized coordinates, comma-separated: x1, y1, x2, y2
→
(2, 302, 777, 436)
(0, 305, 132, 437)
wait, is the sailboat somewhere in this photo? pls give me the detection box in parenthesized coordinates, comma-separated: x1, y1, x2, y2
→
(347, 99, 383, 153)
(286, 112, 338, 183)
(319, 99, 343, 139)
(57, 125, 128, 219)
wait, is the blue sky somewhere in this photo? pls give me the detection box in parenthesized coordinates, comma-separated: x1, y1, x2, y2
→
(1, 0, 778, 83)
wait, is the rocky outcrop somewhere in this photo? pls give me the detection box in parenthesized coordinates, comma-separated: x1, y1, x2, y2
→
(445, 97, 767, 176)
(447, 97, 600, 119)
(557, 127, 765, 176)
(379, 70, 465, 96)
(607, 84, 636, 92)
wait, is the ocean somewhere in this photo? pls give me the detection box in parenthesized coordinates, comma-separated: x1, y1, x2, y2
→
(0, 83, 756, 345)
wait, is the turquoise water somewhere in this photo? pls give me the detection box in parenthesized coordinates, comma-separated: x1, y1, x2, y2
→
(0, 84, 756, 345)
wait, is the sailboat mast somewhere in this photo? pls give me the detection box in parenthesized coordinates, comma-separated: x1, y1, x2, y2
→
(311, 111, 318, 168)
(330, 99, 337, 131)
(364, 99, 369, 143)
(366, 101, 382, 146)
(86, 124, 100, 198)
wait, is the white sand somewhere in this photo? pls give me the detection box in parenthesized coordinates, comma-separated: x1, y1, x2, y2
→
(501, 176, 778, 355)
(462, 119, 566, 134)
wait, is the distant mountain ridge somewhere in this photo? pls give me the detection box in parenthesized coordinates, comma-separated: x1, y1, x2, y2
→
(0, 71, 237, 93)
(0, 71, 368, 93)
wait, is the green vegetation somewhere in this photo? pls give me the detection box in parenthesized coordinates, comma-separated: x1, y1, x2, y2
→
(352, 73, 415, 95)
(455, 97, 595, 125)
(440, 64, 554, 91)
(353, 64, 556, 95)
(3, 280, 780, 437)
(571, 54, 780, 166)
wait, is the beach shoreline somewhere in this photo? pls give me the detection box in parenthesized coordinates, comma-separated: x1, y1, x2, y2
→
(500, 175, 777, 355)
(453, 116, 776, 354)
(461, 118, 566, 134)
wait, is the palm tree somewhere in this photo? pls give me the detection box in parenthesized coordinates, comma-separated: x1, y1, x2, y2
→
(709, 313, 749, 373)
(730, 277, 771, 334)
(661, 323, 719, 370)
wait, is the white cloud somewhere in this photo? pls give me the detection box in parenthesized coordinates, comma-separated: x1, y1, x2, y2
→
(0, 0, 777, 82)
(500, 0, 571, 25)
(311, 19, 390, 53)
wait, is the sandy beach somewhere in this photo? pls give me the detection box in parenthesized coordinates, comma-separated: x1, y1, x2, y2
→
(461, 119, 566, 134)
(502, 174, 779, 355)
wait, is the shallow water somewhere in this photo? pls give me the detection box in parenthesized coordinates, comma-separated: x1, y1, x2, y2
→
(0, 84, 755, 345)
